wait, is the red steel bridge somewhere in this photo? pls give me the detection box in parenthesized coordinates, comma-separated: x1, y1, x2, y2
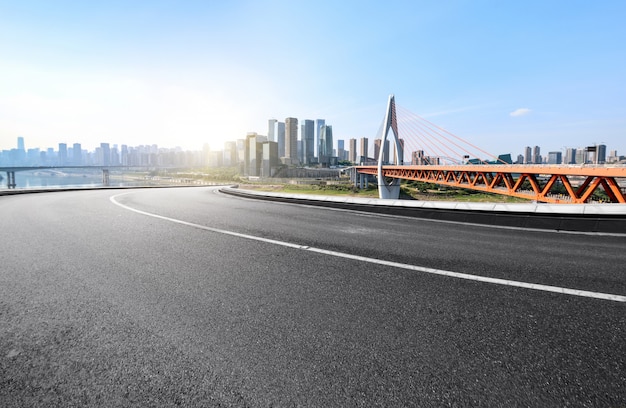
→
(356, 164, 626, 204)
(355, 96, 626, 204)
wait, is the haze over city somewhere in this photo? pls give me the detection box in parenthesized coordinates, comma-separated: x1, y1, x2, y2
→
(1, 1, 625, 156)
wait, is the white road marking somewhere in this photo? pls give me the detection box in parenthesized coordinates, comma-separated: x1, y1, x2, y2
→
(110, 193, 626, 303)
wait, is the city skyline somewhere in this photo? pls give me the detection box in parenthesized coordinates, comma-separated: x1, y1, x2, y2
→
(1, 1, 625, 155)
(3, 130, 623, 168)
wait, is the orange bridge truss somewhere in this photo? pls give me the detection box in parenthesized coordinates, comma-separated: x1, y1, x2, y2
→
(355, 165, 626, 204)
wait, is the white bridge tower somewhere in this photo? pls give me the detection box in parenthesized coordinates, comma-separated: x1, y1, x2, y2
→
(377, 94, 403, 199)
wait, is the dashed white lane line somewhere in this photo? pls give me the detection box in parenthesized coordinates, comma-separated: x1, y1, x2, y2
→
(110, 193, 626, 303)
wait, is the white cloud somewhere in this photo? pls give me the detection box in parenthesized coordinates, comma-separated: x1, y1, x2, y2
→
(510, 108, 532, 117)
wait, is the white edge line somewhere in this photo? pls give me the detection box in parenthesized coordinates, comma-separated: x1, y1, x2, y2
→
(110, 193, 626, 303)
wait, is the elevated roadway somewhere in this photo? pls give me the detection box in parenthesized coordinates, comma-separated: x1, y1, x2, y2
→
(1, 187, 625, 406)
(356, 164, 626, 203)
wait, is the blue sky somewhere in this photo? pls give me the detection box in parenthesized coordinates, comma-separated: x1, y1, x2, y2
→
(1, 0, 625, 158)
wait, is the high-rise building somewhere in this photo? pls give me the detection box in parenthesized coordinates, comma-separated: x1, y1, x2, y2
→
(245, 132, 266, 176)
(360, 137, 369, 162)
(319, 125, 333, 166)
(236, 139, 246, 172)
(315, 119, 325, 159)
(303, 120, 315, 165)
(597, 144, 607, 164)
(524, 146, 532, 164)
(277, 122, 286, 158)
(394, 138, 405, 164)
(374, 139, 390, 164)
(298, 126, 305, 164)
(262, 141, 279, 177)
(533, 146, 541, 164)
(121, 145, 129, 165)
(374, 140, 381, 162)
(268, 119, 277, 142)
(58, 143, 68, 165)
(202, 143, 211, 166)
(112, 144, 121, 165)
(349, 138, 357, 163)
(100, 143, 111, 166)
(285, 117, 298, 162)
(548, 151, 562, 164)
(337, 140, 345, 161)
(412, 150, 440, 165)
(412, 150, 425, 165)
(576, 148, 587, 164)
(565, 147, 577, 164)
(73, 143, 82, 165)
(15, 136, 26, 164)
(223, 141, 237, 166)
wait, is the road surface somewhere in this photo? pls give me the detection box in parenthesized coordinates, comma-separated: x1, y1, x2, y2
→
(1, 187, 625, 406)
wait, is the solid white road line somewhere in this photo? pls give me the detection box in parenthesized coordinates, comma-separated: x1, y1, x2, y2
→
(110, 193, 626, 303)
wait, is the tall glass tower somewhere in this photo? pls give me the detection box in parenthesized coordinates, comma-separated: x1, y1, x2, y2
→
(304, 120, 314, 165)
(319, 125, 333, 165)
(268, 119, 277, 142)
(315, 119, 325, 159)
(277, 122, 285, 157)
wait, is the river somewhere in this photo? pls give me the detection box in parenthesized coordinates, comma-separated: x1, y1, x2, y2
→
(0, 169, 152, 190)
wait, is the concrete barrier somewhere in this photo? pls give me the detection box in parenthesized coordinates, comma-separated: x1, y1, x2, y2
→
(220, 186, 626, 235)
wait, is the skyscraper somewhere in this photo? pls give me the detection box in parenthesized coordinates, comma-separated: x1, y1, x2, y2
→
(597, 144, 607, 164)
(412, 150, 426, 165)
(100, 143, 111, 166)
(394, 138, 405, 164)
(285, 117, 298, 162)
(303, 119, 314, 165)
(268, 119, 277, 142)
(548, 151, 562, 164)
(337, 140, 345, 161)
(262, 141, 279, 177)
(245, 132, 266, 176)
(223, 141, 237, 167)
(73, 143, 82, 165)
(374, 139, 390, 164)
(16, 137, 26, 164)
(565, 147, 577, 164)
(533, 146, 541, 164)
(319, 125, 333, 165)
(58, 143, 67, 165)
(315, 119, 325, 159)
(576, 148, 587, 164)
(277, 122, 286, 158)
(360, 137, 369, 162)
(374, 140, 381, 161)
(236, 139, 246, 168)
(349, 138, 357, 163)
(121, 144, 129, 165)
(524, 146, 532, 164)
(299, 125, 305, 164)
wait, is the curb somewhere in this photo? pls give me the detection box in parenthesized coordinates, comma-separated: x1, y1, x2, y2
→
(220, 186, 626, 234)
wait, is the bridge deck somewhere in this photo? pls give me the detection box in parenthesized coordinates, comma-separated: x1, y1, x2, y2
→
(356, 165, 626, 204)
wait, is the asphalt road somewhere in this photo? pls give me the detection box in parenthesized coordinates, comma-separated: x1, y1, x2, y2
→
(1, 187, 625, 407)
